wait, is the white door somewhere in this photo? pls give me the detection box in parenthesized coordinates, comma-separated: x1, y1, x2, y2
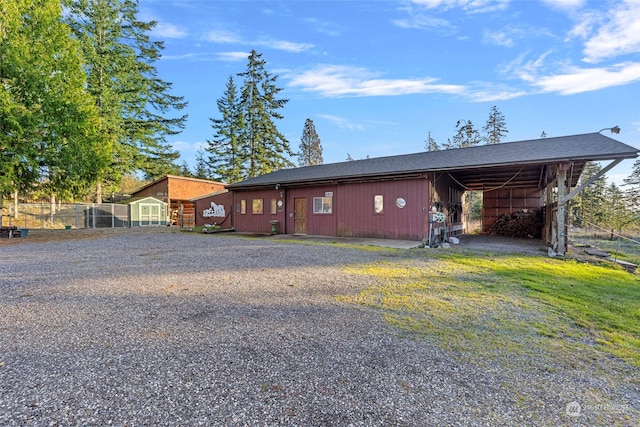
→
(150, 205, 161, 225)
(140, 204, 151, 225)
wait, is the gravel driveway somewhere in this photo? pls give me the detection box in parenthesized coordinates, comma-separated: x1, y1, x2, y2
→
(1, 228, 637, 426)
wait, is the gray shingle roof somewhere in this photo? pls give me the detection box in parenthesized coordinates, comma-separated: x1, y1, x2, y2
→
(227, 133, 638, 189)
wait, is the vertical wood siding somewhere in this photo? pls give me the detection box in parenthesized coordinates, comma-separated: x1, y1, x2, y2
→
(335, 179, 428, 241)
(482, 187, 543, 232)
(286, 186, 338, 236)
(233, 189, 287, 234)
(194, 192, 233, 228)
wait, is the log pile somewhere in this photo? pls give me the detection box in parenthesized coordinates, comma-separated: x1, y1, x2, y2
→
(488, 209, 542, 238)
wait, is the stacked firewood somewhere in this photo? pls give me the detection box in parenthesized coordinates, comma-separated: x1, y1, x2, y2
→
(489, 209, 542, 238)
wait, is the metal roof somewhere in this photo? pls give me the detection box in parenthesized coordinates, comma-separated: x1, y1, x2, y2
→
(227, 133, 638, 190)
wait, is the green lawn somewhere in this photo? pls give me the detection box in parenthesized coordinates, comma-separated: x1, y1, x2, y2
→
(338, 251, 640, 367)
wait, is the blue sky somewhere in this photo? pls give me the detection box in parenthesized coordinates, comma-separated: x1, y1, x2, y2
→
(139, 0, 640, 184)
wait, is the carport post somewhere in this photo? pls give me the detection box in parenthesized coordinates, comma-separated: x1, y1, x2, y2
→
(556, 164, 569, 256)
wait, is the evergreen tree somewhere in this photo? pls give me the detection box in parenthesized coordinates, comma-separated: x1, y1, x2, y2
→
(346, 153, 354, 161)
(298, 118, 323, 166)
(601, 182, 637, 232)
(193, 149, 209, 180)
(425, 131, 439, 151)
(572, 162, 606, 227)
(207, 76, 245, 183)
(238, 50, 293, 177)
(0, 0, 108, 204)
(450, 119, 481, 148)
(65, 0, 187, 199)
(623, 159, 640, 215)
(177, 161, 193, 177)
(624, 160, 640, 186)
(483, 105, 508, 144)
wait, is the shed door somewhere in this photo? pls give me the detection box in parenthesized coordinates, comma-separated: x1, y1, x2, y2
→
(140, 204, 161, 226)
(150, 205, 161, 225)
(294, 198, 307, 235)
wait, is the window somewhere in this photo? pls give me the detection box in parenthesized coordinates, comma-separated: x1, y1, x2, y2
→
(270, 199, 277, 215)
(252, 199, 263, 214)
(313, 197, 332, 214)
(374, 195, 384, 214)
(240, 200, 246, 214)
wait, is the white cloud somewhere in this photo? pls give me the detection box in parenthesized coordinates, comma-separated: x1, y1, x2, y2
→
(581, 1, 640, 63)
(483, 29, 516, 47)
(392, 14, 453, 30)
(533, 62, 640, 94)
(407, 0, 509, 13)
(500, 50, 554, 81)
(216, 51, 250, 62)
(153, 21, 187, 39)
(539, 0, 586, 11)
(317, 114, 364, 131)
(286, 65, 466, 97)
(483, 25, 554, 48)
(203, 29, 313, 53)
(262, 40, 314, 53)
(204, 29, 241, 44)
(466, 85, 529, 102)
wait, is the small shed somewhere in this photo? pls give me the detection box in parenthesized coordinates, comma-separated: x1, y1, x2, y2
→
(132, 175, 226, 227)
(125, 197, 168, 226)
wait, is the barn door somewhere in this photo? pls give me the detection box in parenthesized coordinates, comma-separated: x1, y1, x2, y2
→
(294, 197, 307, 235)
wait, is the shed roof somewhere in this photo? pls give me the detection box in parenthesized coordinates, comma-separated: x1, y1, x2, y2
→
(227, 133, 638, 190)
(116, 196, 167, 205)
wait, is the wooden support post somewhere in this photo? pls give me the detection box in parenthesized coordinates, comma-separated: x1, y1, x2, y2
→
(556, 165, 568, 256)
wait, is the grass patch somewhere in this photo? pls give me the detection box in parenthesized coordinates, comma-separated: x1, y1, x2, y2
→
(338, 252, 640, 366)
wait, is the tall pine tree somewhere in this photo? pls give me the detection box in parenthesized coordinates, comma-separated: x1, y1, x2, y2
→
(483, 105, 508, 144)
(238, 50, 293, 177)
(64, 0, 187, 200)
(298, 118, 323, 166)
(207, 76, 245, 183)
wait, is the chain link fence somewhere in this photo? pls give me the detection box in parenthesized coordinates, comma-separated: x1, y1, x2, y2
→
(2, 203, 130, 229)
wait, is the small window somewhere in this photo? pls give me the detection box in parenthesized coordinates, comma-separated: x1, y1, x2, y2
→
(252, 199, 263, 214)
(270, 199, 277, 215)
(240, 200, 246, 215)
(313, 197, 332, 214)
(374, 195, 384, 214)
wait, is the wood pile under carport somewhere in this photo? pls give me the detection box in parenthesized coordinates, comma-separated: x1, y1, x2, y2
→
(488, 209, 542, 238)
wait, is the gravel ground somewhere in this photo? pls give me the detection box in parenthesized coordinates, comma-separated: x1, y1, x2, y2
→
(0, 228, 638, 426)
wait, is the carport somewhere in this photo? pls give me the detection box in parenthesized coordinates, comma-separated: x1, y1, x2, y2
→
(438, 131, 638, 255)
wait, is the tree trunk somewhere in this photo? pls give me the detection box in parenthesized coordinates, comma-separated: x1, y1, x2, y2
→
(96, 181, 103, 203)
(13, 190, 18, 219)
